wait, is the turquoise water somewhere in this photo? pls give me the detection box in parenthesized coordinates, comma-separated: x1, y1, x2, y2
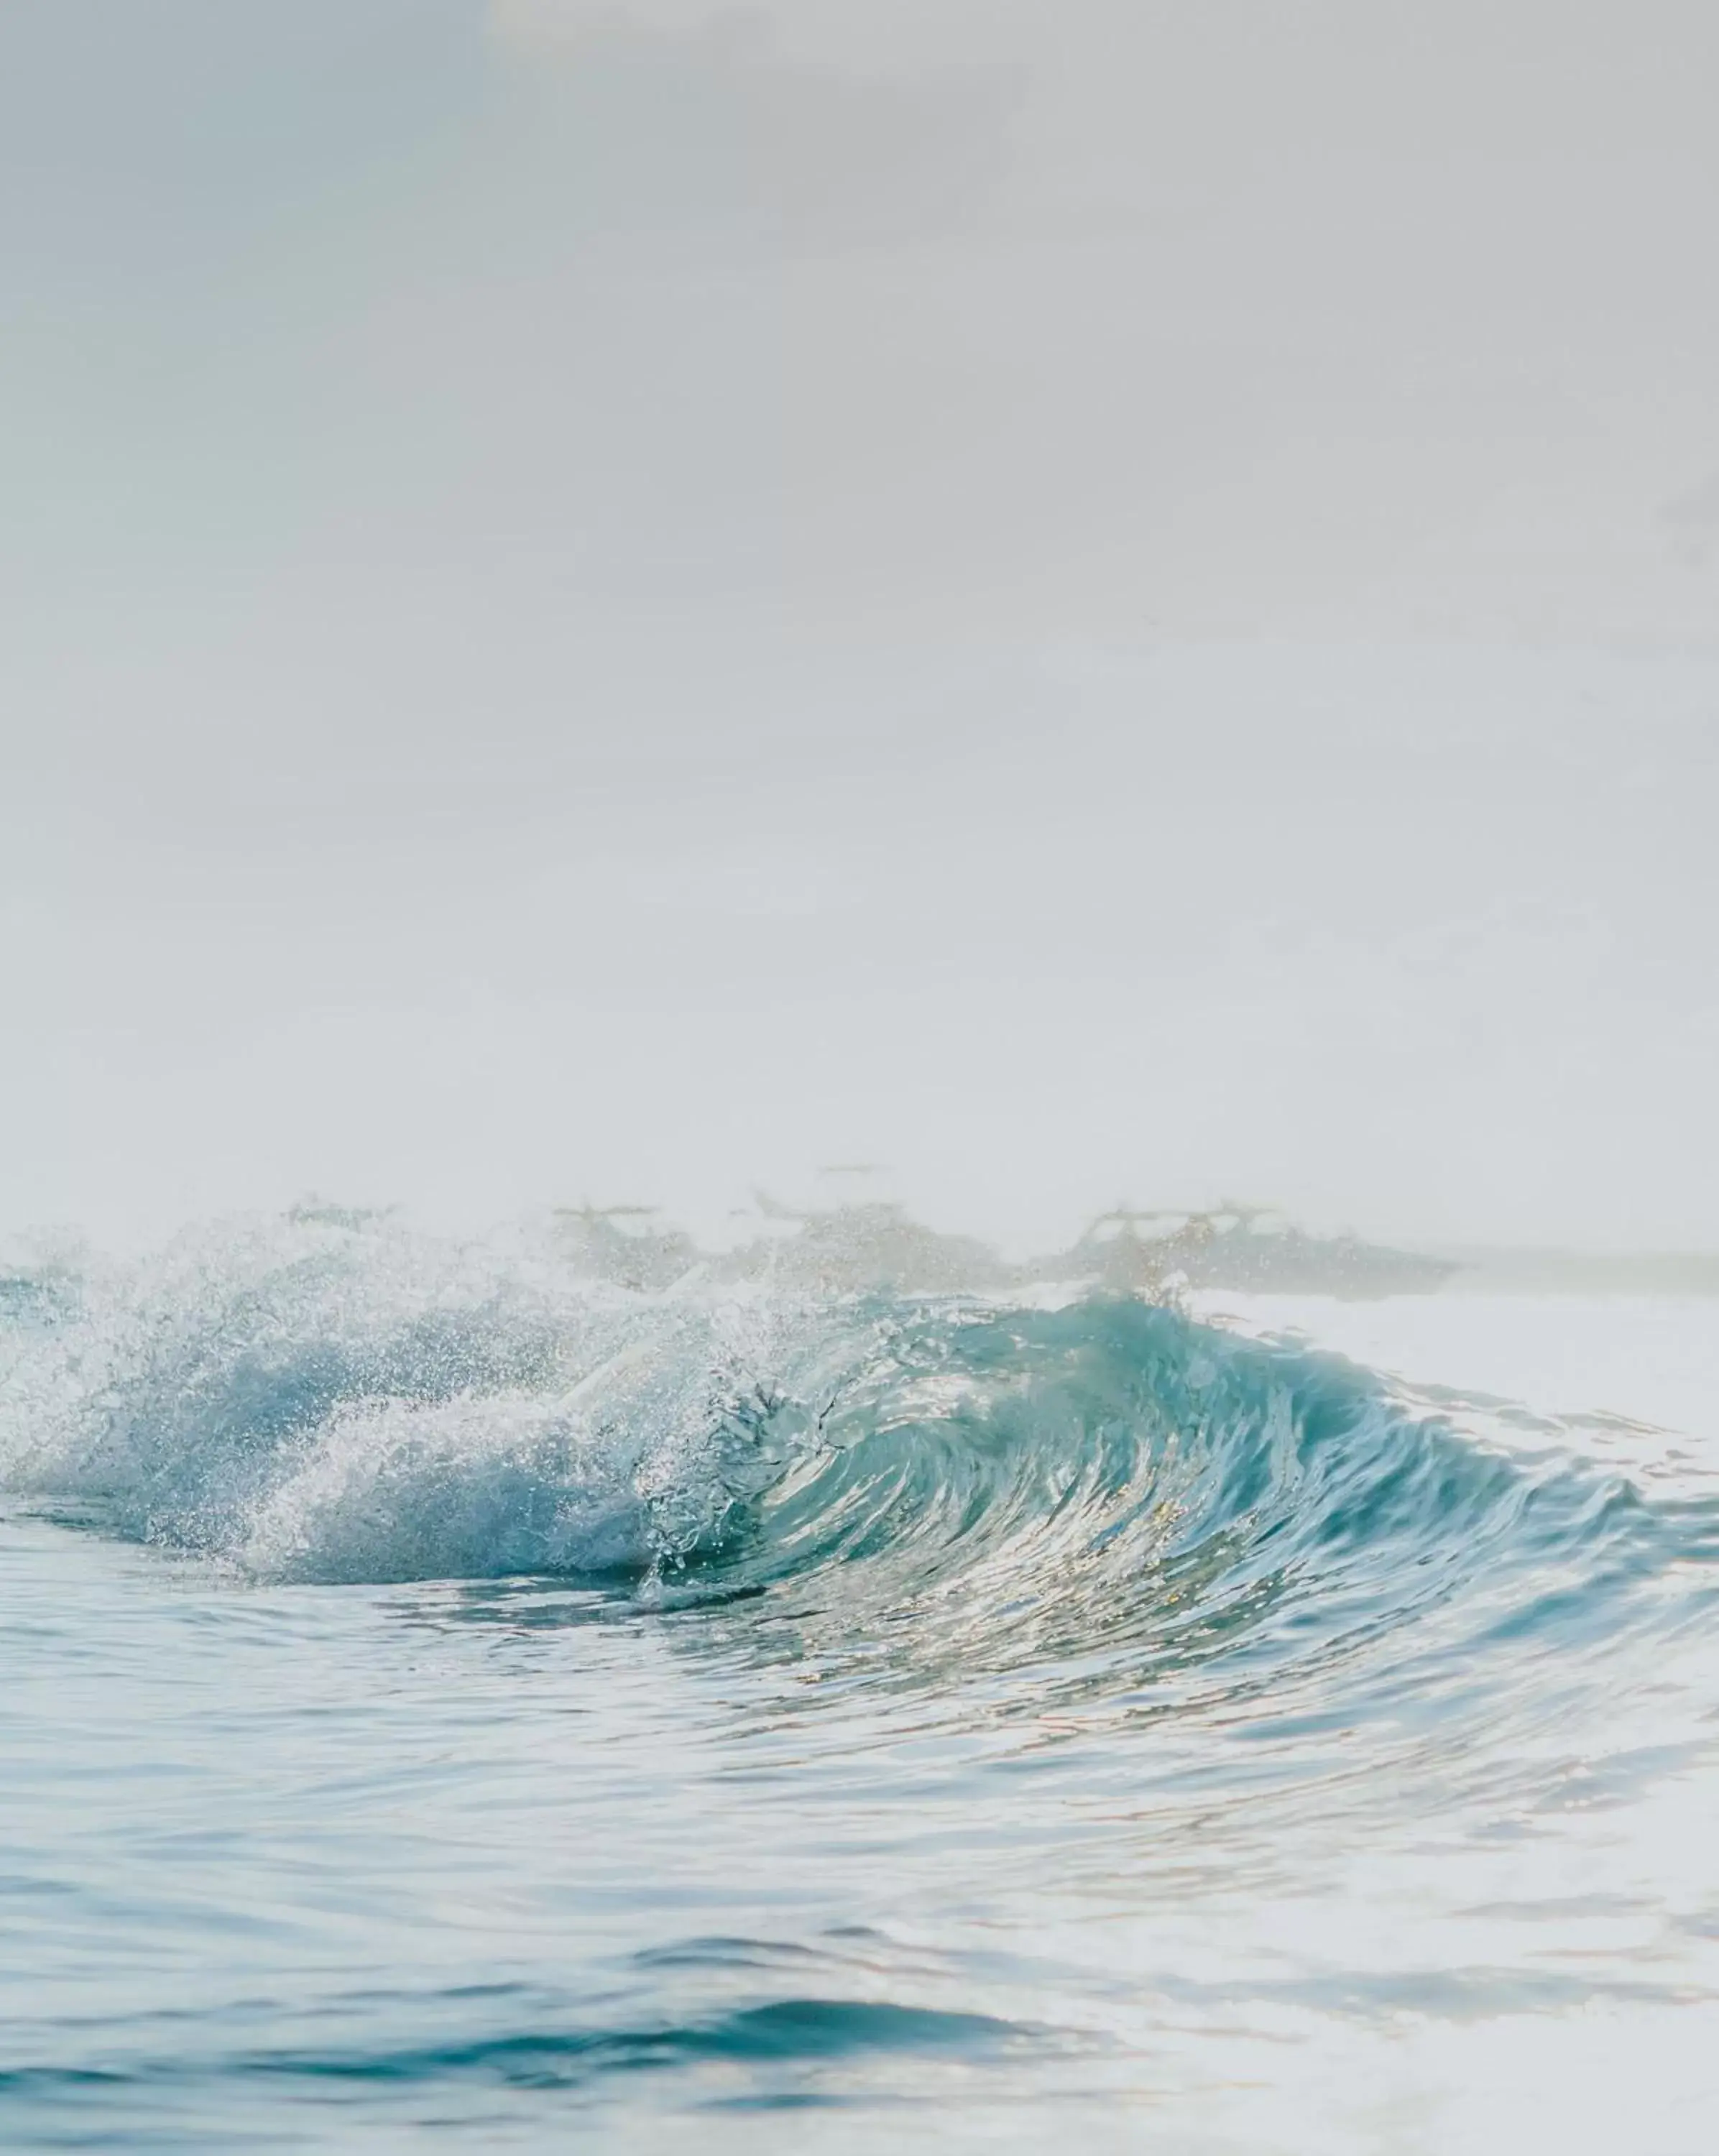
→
(4, 1221, 1719, 2150)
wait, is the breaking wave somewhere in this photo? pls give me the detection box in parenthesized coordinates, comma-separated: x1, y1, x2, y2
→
(1, 1213, 1711, 1722)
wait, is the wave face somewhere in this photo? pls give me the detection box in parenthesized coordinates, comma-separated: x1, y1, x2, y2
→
(3, 1215, 1708, 1715)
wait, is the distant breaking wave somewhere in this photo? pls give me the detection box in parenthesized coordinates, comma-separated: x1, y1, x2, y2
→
(1, 1212, 1712, 1729)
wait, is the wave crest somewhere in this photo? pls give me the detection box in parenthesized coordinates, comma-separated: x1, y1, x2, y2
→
(1, 1214, 1698, 1725)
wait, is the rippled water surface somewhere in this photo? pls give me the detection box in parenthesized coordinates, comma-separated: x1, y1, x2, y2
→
(4, 1220, 1718, 2150)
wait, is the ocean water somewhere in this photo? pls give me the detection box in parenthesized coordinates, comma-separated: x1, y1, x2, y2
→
(3, 1219, 1718, 2152)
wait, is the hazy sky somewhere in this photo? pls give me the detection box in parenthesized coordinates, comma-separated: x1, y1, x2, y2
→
(3, 1, 1716, 1250)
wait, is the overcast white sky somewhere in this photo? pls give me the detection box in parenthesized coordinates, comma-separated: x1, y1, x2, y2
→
(2, 1, 1715, 1251)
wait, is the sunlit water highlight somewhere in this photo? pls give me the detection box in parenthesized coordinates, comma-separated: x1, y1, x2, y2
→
(3, 1218, 1718, 2150)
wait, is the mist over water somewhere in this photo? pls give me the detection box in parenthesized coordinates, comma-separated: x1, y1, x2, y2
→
(4, 4, 1718, 1254)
